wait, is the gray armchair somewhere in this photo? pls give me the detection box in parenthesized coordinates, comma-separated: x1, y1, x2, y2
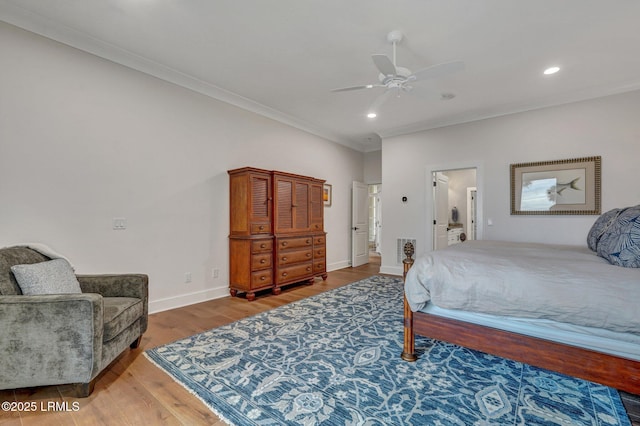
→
(0, 246, 148, 397)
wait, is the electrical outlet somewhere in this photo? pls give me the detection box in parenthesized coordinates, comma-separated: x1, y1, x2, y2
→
(213, 268, 219, 278)
(184, 272, 192, 283)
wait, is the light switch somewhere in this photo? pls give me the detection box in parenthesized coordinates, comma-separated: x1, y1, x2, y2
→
(113, 217, 127, 230)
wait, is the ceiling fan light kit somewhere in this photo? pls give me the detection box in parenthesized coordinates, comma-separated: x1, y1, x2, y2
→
(331, 30, 464, 117)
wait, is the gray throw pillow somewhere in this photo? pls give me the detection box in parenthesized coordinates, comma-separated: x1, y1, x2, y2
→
(11, 258, 82, 295)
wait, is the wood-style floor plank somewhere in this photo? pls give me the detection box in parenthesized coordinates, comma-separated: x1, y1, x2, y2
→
(0, 258, 380, 425)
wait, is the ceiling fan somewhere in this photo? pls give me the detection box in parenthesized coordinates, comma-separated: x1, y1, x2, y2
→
(331, 30, 465, 115)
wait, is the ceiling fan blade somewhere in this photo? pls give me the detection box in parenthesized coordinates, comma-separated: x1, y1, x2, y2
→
(372, 54, 397, 76)
(368, 89, 395, 114)
(331, 84, 373, 92)
(409, 60, 465, 82)
(331, 84, 379, 92)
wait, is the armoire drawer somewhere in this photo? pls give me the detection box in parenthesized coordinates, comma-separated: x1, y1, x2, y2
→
(251, 223, 271, 234)
(251, 253, 272, 270)
(278, 248, 312, 266)
(252, 239, 273, 253)
(276, 263, 313, 283)
(278, 236, 312, 250)
(251, 270, 273, 286)
(313, 246, 325, 259)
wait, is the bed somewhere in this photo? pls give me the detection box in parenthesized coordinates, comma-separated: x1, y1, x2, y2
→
(401, 239, 640, 395)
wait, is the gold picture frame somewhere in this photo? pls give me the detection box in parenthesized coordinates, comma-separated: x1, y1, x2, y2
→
(510, 156, 601, 215)
(323, 184, 332, 207)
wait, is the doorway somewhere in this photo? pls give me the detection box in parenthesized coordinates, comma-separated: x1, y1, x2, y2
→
(432, 168, 478, 250)
(368, 184, 381, 254)
(351, 182, 383, 267)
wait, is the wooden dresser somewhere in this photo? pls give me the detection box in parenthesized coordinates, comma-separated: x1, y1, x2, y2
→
(228, 167, 327, 301)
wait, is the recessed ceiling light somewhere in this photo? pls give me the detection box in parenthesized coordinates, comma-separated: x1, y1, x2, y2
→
(367, 112, 377, 119)
(543, 66, 560, 75)
(440, 93, 456, 101)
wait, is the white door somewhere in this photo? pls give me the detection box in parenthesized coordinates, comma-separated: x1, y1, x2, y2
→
(352, 181, 369, 267)
(433, 172, 449, 250)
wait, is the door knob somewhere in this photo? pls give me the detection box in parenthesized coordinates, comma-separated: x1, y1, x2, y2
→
(352, 227, 359, 231)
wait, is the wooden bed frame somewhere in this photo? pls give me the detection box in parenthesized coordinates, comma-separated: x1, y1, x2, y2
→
(400, 244, 640, 395)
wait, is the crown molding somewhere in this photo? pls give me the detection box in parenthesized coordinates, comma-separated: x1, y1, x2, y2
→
(0, 2, 368, 152)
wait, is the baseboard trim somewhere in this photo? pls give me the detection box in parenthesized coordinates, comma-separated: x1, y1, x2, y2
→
(149, 260, 366, 314)
(379, 265, 403, 276)
(149, 285, 228, 314)
(327, 260, 350, 272)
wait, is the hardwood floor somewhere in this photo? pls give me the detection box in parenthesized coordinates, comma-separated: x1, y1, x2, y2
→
(0, 259, 381, 425)
(1, 253, 637, 425)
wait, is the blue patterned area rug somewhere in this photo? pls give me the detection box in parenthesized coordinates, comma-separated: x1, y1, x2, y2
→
(145, 276, 631, 425)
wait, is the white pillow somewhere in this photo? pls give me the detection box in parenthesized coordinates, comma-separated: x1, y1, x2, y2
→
(11, 259, 82, 295)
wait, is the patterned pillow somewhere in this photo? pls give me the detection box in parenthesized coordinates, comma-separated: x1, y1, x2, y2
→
(596, 205, 640, 268)
(10, 258, 82, 295)
(587, 208, 621, 251)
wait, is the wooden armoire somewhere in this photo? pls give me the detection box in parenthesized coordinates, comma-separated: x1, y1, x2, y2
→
(228, 167, 327, 301)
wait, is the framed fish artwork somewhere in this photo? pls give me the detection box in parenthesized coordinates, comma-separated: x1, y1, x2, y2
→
(510, 156, 601, 215)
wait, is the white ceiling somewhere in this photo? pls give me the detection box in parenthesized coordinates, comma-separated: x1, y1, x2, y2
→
(2, 0, 640, 152)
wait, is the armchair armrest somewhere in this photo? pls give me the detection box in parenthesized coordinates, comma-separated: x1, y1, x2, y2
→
(0, 294, 104, 389)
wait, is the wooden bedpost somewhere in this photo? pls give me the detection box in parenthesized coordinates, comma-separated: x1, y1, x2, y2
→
(401, 242, 418, 362)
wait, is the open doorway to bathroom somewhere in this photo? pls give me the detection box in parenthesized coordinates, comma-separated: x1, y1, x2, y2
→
(432, 168, 477, 251)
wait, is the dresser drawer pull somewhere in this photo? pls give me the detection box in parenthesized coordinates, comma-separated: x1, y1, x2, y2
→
(259, 225, 265, 230)
(306, 266, 311, 271)
(282, 242, 288, 247)
(282, 272, 288, 277)
(282, 257, 288, 261)
(306, 239, 311, 244)
(306, 253, 311, 258)
(260, 259, 266, 264)
(260, 276, 266, 281)
(260, 243, 266, 248)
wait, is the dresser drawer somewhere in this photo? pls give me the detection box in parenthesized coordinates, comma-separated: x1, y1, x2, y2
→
(276, 263, 313, 283)
(252, 239, 273, 253)
(252, 253, 272, 270)
(278, 248, 312, 266)
(278, 236, 312, 250)
(313, 235, 325, 245)
(313, 246, 325, 259)
(251, 270, 273, 287)
(250, 222, 271, 234)
(313, 262, 325, 273)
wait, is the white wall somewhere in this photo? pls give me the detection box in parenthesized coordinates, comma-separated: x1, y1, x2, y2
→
(364, 150, 382, 184)
(380, 90, 640, 275)
(0, 22, 363, 312)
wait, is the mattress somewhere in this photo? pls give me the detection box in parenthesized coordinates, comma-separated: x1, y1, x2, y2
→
(404, 240, 640, 335)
